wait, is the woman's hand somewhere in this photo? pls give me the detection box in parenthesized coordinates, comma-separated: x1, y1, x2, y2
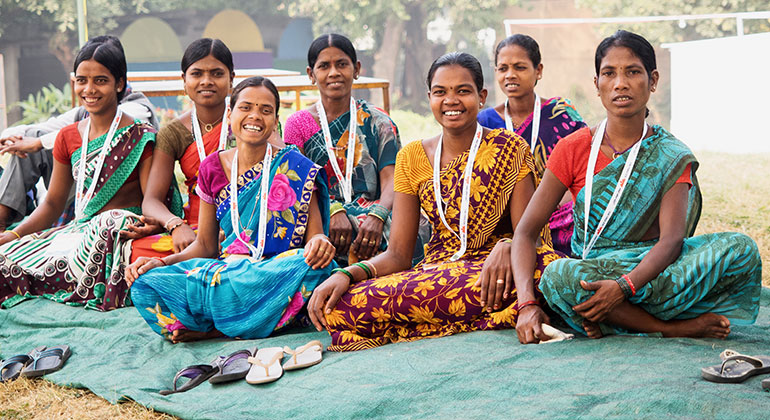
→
(307, 273, 351, 331)
(304, 233, 336, 269)
(170, 224, 196, 253)
(475, 240, 513, 312)
(572, 280, 625, 323)
(119, 215, 164, 240)
(125, 257, 164, 287)
(515, 305, 551, 344)
(0, 231, 19, 246)
(0, 136, 43, 158)
(329, 211, 353, 255)
(351, 215, 384, 260)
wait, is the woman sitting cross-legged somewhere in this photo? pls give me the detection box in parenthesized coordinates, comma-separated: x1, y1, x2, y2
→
(126, 77, 336, 343)
(511, 30, 762, 343)
(0, 37, 165, 311)
(307, 52, 563, 351)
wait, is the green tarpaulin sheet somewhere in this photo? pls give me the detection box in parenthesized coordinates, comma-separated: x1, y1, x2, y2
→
(2, 288, 769, 419)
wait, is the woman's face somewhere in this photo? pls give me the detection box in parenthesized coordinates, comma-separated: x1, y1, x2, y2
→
(428, 64, 487, 131)
(74, 59, 123, 117)
(308, 47, 360, 101)
(228, 85, 277, 147)
(182, 54, 232, 108)
(594, 46, 659, 120)
(494, 44, 542, 100)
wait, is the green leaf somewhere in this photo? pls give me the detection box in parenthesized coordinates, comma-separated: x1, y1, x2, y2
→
(281, 209, 295, 224)
(286, 170, 301, 181)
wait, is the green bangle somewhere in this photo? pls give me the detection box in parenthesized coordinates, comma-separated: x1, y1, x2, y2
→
(332, 267, 355, 282)
(330, 202, 345, 215)
(353, 262, 372, 279)
(367, 204, 390, 222)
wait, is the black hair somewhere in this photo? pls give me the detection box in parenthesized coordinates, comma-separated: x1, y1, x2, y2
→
(181, 38, 234, 74)
(594, 30, 656, 77)
(494, 34, 541, 67)
(307, 33, 357, 69)
(73, 39, 128, 101)
(230, 76, 281, 117)
(426, 52, 484, 92)
(88, 35, 124, 55)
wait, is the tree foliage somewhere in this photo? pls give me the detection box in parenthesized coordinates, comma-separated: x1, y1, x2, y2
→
(576, 0, 770, 44)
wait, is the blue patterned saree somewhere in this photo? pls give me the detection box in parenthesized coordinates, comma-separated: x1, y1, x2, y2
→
(540, 126, 762, 335)
(131, 147, 335, 340)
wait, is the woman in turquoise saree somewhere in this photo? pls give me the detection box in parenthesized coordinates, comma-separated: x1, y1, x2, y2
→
(511, 30, 761, 343)
(127, 77, 336, 342)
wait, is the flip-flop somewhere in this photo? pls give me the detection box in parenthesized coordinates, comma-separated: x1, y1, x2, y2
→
(762, 378, 769, 392)
(209, 348, 255, 385)
(246, 347, 283, 384)
(701, 350, 770, 383)
(282, 340, 323, 371)
(20, 345, 71, 378)
(538, 324, 574, 344)
(159, 364, 218, 395)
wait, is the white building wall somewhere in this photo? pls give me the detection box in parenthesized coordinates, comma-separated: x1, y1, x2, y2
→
(665, 32, 770, 153)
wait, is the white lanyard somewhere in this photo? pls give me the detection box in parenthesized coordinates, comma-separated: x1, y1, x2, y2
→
(582, 118, 648, 258)
(316, 97, 357, 203)
(191, 102, 230, 163)
(230, 144, 272, 260)
(504, 93, 540, 152)
(433, 123, 484, 261)
(75, 110, 123, 219)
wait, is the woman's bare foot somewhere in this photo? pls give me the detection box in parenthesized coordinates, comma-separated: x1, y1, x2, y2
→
(582, 319, 603, 339)
(171, 328, 224, 343)
(663, 313, 731, 339)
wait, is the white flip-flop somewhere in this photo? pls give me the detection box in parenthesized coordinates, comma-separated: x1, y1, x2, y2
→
(282, 340, 323, 371)
(538, 324, 574, 343)
(246, 347, 284, 384)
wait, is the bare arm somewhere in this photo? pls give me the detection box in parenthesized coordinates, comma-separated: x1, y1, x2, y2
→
(511, 169, 567, 343)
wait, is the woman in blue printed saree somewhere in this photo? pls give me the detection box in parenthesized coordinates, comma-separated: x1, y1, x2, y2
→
(127, 77, 336, 342)
(511, 30, 761, 343)
(0, 38, 174, 311)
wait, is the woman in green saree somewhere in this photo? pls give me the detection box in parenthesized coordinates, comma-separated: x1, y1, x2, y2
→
(511, 30, 761, 342)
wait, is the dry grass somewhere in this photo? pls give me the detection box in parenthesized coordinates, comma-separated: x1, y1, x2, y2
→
(0, 377, 176, 420)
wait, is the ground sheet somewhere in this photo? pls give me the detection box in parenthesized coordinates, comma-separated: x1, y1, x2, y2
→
(1, 288, 769, 419)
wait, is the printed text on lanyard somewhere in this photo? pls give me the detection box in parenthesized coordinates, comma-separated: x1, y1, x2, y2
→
(317, 97, 357, 203)
(75, 110, 123, 219)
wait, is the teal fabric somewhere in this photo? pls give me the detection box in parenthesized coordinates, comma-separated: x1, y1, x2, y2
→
(1, 288, 769, 419)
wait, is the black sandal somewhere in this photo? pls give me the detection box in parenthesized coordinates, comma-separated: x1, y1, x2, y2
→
(159, 364, 218, 395)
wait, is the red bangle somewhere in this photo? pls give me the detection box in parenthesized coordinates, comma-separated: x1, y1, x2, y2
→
(517, 300, 539, 311)
(152, 257, 167, 266)
(621, 274, 636, 296)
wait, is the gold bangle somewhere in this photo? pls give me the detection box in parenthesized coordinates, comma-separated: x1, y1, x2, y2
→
(9, 230, 21, 240)
(330, 208, 347, 217)
(363, 260, 378, 278)
(367, 212, 386, 223)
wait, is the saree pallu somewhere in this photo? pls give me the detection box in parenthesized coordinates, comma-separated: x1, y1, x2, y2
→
(0, 122, 157, 311)
(129, 121, 221, 262)
(131, 147, 335, 339)
(302, 100, 429, 264)
(540, 126, 762, 335)
(478, 97, 585, 256)
(326, 129, 563, 351)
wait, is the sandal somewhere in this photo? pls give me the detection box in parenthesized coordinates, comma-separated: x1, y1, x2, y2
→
(763, 378, 769, 392)
(20, 345, 71, 378)
(159, 364, 218, 395)
(0, 346, 46, 382)
(209, 348, 255, 385)
(246, 347, 284, 384)
(538, 324, 574, 343)
(701, 350, 770, 383)
(283, 340, 323, 371)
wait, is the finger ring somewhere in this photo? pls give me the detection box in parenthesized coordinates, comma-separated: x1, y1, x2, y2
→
(496, 279, 504, 284)
(340, 235, 345, 241)
(325, 251, 331, 255)
(362, 238, 369, 244)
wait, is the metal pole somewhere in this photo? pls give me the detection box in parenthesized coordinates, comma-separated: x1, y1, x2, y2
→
(76, 0, 87, 46)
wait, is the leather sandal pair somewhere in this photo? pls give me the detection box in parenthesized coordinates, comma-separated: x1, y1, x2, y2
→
(160, 348, 255, 395)
(245, 340, 324, 385)
(701, 349, 770, 391)
(0, 345, 71, 382)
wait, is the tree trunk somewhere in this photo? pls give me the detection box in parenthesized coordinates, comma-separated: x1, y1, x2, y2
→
(49, 32, 75, 75)
(400, 2, 431, 113)
(371, 15, 404, 110)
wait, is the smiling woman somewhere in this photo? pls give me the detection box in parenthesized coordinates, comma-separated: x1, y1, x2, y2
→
(283, 34, 429, 266)
(127, 77, 337, 342)
(0, 38, 165, 311)
(306, 52, 563, 352)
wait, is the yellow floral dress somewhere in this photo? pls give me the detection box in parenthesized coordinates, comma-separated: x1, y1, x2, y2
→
(326, 129, 563, 351)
